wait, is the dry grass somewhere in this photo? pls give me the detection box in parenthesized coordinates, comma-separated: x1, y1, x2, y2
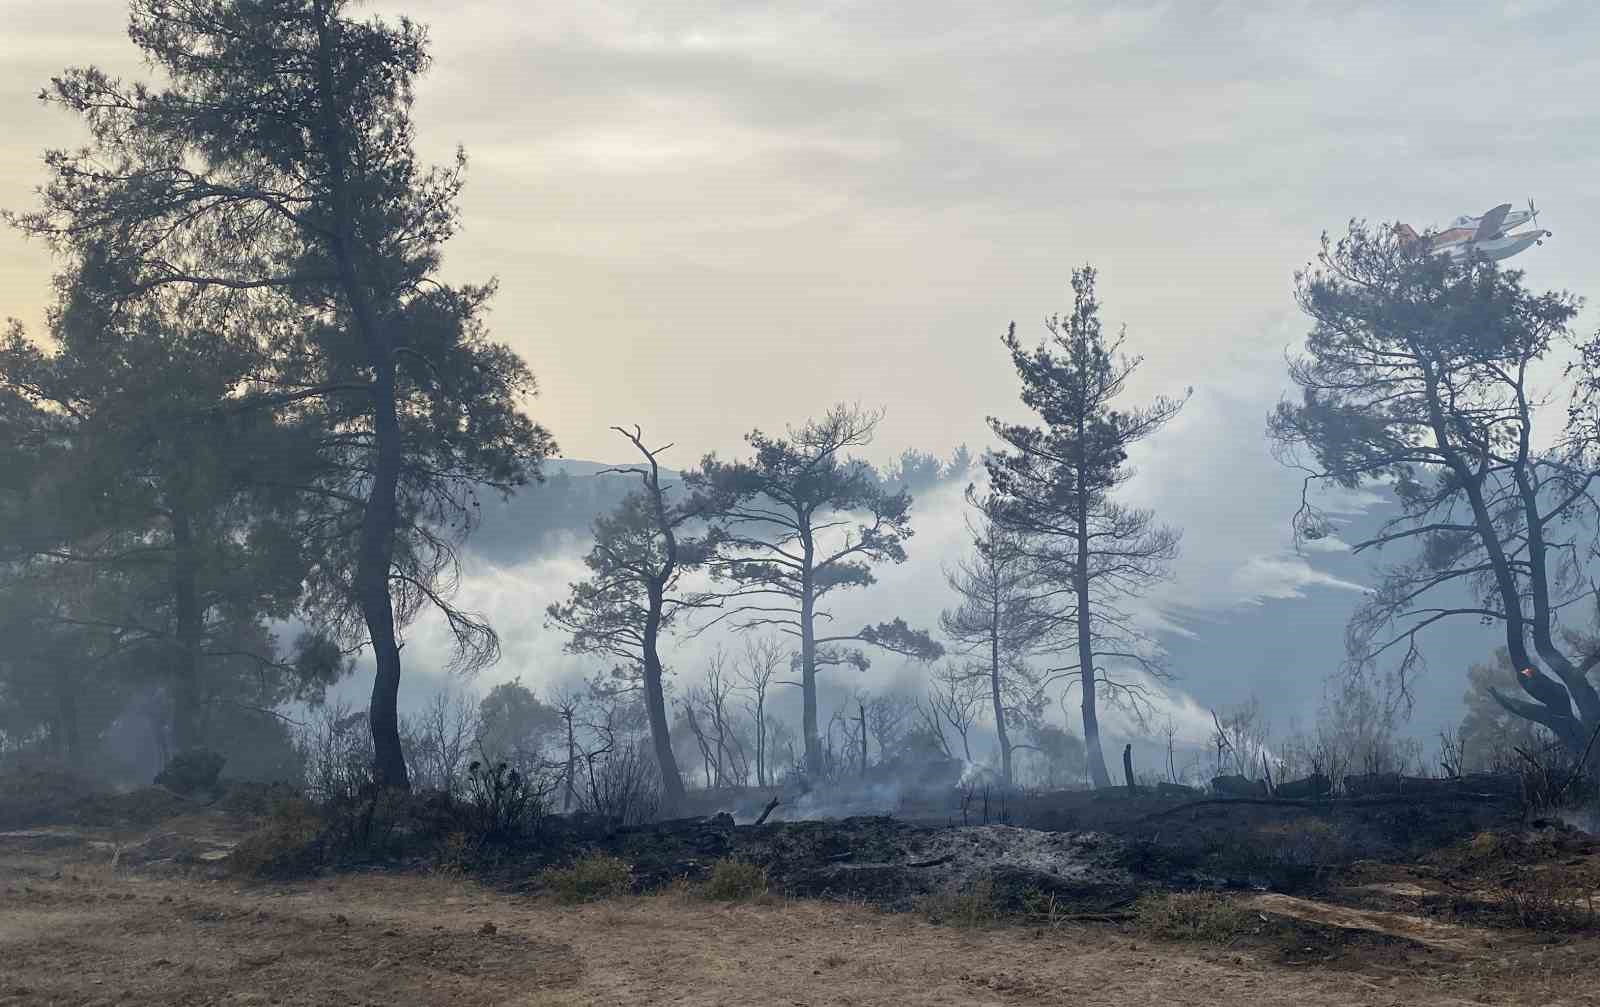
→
(1489, 873, 1600, 932)
(701, 857, 769, 901)
(7, 841, 1600, 1006)
(1133, 891, 1256, 942)
(917, 877, 999, 928)
(227, 797, 323, 877)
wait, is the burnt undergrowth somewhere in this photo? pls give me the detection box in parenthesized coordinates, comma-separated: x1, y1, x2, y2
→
(10, 761, 1577, 941)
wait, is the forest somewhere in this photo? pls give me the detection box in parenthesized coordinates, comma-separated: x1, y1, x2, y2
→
(10, 4, 1600, 1005)
(2, 0, 1599, 829)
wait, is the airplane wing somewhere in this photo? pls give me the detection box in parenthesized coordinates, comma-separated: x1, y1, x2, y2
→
(1473, 203, 1512, 242)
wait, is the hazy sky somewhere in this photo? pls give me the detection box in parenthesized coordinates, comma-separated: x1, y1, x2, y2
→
(6, 0, 1600, 742)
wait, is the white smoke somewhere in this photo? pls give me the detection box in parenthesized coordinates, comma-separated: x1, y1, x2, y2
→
(322, 430, 1379, 773)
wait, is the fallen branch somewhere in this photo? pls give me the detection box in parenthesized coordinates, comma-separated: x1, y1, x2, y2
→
(906, 853, 955, 868)
(1037, 911, 1135, 923)
(753, 794, 781, 826)
(1137, 791, 1510, 822)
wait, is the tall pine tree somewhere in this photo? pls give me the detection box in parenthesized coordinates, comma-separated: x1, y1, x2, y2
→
(986, 268, 1188, 787)
(9, 0, 554, 788)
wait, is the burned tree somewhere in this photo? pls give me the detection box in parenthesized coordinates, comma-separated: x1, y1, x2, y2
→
(736, 635, 787, 788)
(546, 426, 718, 813)
(987, 267, 1189, 787)
(1270, 221, 1599, 755)
(914, 662, 987, 761)
(688, 404, 943, 777)
(940, 497, 1052, 785)
(401, 687, 480, 795)
(549, 683, 584, 812)
(862, 691, 916, 765)
(677, 647, 750, 789)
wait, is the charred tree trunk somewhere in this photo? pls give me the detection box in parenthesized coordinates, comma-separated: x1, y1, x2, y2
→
(643, 588, 688, 811)
(683, 699, 715, 788)
(858, 702, 869, 777)
(170, 500, 204, 754)
(313, 0, 408, 791)
(562, 708, 576, 812)
(361, 355, 408, 790)
(1077, 537, 1112, 788)
(52, 663, 83, 769)
(1074, 409, 1113, 789)
(990, 621, 1012, 787)
(1419, 368, 1588, 751)
(801, 552, 821, 777)
(754, 697, 767, 789)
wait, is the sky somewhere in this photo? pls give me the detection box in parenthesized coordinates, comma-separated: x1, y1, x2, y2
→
(5, 0, 1600, 756)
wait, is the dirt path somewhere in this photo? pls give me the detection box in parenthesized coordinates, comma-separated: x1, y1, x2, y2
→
(6, 857, 1596, 1007)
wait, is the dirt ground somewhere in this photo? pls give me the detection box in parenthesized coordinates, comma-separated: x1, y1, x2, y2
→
(4, 836, 1600, 1007)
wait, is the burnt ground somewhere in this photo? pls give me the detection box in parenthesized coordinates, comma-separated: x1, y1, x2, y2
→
(658, 779, 1528, 902)
(4, 770, 1600, 1004)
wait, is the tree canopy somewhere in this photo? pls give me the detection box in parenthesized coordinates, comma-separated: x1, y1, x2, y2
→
(1270, 222, 1599, 754)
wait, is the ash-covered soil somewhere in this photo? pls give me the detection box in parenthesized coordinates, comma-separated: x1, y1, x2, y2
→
(595, 815, 1135, 910)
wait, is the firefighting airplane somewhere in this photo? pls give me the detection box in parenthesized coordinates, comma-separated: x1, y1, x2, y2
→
(1394, 201, 1551, 263)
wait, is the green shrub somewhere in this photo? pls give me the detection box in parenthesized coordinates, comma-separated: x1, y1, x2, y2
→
(539, 853, 633, 903)
(1133, 891, 1254, 941)
(702, 858, 769, 901)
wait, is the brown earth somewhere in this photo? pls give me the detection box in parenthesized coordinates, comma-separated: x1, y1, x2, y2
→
(5, 826, 1600, 1006)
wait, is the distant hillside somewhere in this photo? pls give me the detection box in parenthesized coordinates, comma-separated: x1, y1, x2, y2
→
(464, 448, 975, 567)
(464, 460, 656, 566)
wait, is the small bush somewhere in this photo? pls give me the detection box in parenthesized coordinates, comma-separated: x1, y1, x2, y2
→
(1134, 891, 1255, 942)
(540, 853, 633, 903)
(917, 878, 998, 928)
(702, 858, 768, 901)
(1493, 875, 1598, 932)
(432, 831, 474, 876)
(466, 760, 550, 844)
(575, 741, 661, 826)
(217, 780, 304, 819)
(229, 797, 324, 877)
(155, 749, 226, 796)
(0, 765, 97, 828)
